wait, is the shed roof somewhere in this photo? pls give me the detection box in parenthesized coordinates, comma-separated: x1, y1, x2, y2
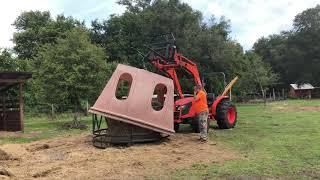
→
(290, 83, 314, 90)
(0, 72, 32, 92)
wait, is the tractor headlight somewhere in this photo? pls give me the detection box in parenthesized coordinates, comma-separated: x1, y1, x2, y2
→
(181, 102, 192, 115)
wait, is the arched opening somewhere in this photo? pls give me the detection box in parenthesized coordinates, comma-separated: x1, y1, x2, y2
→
(115, 73, 132, 100)
(151, 84, 167, 111)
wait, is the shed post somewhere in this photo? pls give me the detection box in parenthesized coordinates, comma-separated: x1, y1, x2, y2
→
(19, 82, 24, 132)
(2, 92, 6, 131)
(309, 90, 312, 99)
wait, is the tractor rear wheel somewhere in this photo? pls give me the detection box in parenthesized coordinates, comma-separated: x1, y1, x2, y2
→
(216, 99, 237, 129)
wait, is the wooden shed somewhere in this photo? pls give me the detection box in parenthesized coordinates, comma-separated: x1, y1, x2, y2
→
(289, 83, 314, 99)
(0, 72, 32, 131)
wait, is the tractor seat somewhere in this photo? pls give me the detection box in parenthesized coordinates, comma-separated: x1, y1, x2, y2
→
(207, 93, 215, 107)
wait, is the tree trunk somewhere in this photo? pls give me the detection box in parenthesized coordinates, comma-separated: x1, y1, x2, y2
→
(73, 101, 80, 127)
(273, 88, 276, 101)
(259, 84, 266, 105)
(85, 100, 88, 116)
(51, 104, 55, 120)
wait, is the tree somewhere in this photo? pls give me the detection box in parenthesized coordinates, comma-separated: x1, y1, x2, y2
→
(253, 5, 320, 86)
(13, 11, 84, 59)
(33, 28, 113, 120)
(288, 5, 320, 85)
(237, 52, 278, 102)
(253, 33, 289, 84)
(90, 0, 245, 94)
(0, 49, 18, 71)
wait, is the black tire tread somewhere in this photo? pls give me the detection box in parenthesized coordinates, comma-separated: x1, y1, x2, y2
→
(174, 123, 180, 132)
(216, 99, 237, 129)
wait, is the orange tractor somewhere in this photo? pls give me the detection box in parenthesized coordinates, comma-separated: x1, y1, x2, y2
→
(142, 33, 238, 132)
(89, 33, 238, 146)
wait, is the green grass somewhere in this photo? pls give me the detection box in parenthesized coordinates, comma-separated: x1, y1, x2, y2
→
(0, 113, 91, 144)
(173, 99, 320, 179)
(1, 100, 320, 179)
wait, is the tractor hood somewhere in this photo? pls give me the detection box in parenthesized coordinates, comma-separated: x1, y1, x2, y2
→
(175, 97, 194, 106)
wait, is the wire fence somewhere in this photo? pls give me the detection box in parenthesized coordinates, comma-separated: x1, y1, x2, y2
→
(24, 101, 91, 120)
(23, 88, 320, 119)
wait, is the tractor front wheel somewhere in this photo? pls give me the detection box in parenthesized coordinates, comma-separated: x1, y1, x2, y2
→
(216, 99, 237, 129)
(174, 123, 180, 132)
(190, 119, 200, 133)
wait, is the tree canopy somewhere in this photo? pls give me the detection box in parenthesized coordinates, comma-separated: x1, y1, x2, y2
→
(3, 0, 290, 111)
(32, 28, 112, 111)
(89, 0, 250, 94)
(13, 11, 84, 60)
(0, 49, 19, 71)
(253, 5, 320, 86)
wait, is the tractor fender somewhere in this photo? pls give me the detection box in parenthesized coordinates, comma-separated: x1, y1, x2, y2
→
(210, 96, 229, 117)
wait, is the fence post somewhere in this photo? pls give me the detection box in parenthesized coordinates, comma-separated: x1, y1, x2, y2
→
(272, 88, 276, 101)
(51, 104, 55, 120)
(85, 100, 89, 116)
(19, 83, 24, 132)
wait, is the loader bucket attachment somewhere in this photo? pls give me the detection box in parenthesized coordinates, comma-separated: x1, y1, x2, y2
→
(89, 64, 175, 144)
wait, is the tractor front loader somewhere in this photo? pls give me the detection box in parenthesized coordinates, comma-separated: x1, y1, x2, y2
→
(89, 33, 238, 147)
(142, 33, 238, 132)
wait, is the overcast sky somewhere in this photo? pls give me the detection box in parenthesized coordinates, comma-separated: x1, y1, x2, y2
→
(0, 0, 319, 50)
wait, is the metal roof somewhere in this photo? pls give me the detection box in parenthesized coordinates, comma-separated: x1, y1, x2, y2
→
(0, 72, 32, 92)
(290, 83, 314, 90)
(0, 72, 32, 79)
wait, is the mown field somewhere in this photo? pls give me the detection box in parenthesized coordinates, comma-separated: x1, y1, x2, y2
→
(1, 100, 319, 179)
(174, 100, 320, 179)
(0, 114, 91, 144)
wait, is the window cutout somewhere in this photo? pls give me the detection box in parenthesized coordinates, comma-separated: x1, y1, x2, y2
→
(152, 84, 167, 111)
(115, 73, 132, 100)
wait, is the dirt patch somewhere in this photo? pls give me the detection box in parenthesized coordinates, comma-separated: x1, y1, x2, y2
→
(58, 121, 88, 130)
(32, 167, 62, 178)
(0, 131, 41, 138)
(27, 144, 50, 152)
(0, 149, 10, 161)
(297, 106, 320, 111)
(273, 105, 320, 112)
(0, 131, 239, 179)
(0, 167, 13, 177)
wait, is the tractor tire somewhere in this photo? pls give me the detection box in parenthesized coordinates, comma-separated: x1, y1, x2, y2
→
(216, 99, 237, 129)
(190, 119, 200, 133)
(174, 123, 180, 132)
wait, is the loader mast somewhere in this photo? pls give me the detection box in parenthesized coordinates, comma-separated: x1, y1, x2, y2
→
(145, 34, 202, 98)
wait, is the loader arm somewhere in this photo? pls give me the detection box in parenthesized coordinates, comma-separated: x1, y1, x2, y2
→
(221, 76, 239, 96)
(149, 48, 202, 98)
